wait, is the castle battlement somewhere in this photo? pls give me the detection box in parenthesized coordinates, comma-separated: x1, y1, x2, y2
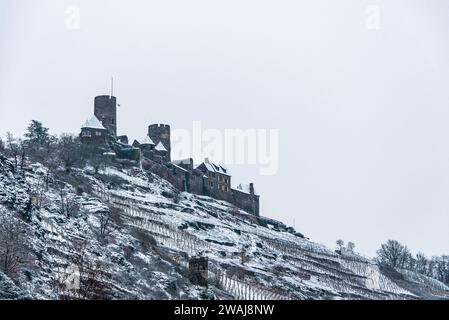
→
(149, 124, 170, 129)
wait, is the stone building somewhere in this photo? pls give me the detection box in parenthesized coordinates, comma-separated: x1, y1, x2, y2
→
(80, 115, 109, 145)
(196, 159, 259, 216)
(188, 256, 208, 287)
(196, 158, 231, 194)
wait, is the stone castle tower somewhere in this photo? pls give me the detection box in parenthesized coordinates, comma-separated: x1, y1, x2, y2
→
(94, 95, 117, 136)
(148, 124, 171, 161)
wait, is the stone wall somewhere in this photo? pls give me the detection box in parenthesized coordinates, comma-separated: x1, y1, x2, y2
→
(141, 155, 260, 216)
(79, 128, 108, 146)
(148, 124, 171, 161)
(94, 95, 117, 136)
(188, 256, 208, 287)
(231, 189, 260, 217)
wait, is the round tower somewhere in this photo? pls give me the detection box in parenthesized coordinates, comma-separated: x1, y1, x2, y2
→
(148, 124, 171, 161)
(94, 95, 117, 136)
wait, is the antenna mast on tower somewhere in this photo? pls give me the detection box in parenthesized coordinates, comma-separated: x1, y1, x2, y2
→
(110, 77, 114, 98)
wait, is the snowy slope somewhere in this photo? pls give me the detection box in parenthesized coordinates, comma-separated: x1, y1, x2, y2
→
(1, 155, 449, 300)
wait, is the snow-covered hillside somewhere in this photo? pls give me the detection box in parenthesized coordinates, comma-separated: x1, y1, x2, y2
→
(1, 154, 449, 300)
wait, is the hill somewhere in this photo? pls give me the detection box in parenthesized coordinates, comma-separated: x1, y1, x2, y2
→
(1, 154, 448, 299)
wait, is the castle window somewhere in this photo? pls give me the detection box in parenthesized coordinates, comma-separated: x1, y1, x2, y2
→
(82, 130, 91, 137)
(95, 131, 102, 136)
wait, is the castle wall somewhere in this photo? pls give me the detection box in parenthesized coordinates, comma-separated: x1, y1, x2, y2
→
(117, 135, 129, 145)
(231, 189, 260, 217)
(142, 156, 260, 216)
(112, 143, 140, 162)
(140, 147, 169, 165)
(142, 158, 188, 191)
(189, 170, 207, 195)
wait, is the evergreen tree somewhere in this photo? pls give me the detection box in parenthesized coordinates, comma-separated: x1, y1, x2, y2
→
(25, 120, 49, 145)
(24, 120, 56, 162)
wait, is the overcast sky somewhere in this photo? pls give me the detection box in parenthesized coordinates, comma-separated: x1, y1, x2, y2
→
(1, 0, 448, 257)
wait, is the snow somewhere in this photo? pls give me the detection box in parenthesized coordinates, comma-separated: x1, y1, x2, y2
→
(81, 115, 106, 130)
(155, 142, 167, 152)
(140, 135, 155, 146)
(172, 159, 191, 166)
(1, 154, 448, 300)
(233, 183, 257, 195)
(197, 158, 230, 176)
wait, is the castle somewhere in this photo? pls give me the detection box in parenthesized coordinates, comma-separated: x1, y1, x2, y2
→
(80, 94, 260, 216)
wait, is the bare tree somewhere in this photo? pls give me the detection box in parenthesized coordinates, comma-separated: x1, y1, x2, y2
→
(415, 252, 428, 275)
(376, 240, 411, 269)
(0, 214, 29, 278)
(4, 133, 28, 174)
(57, 134, 81, 172)
(336, 239, 344, 250)
(31, 174, 48, 209)
(432, 256, 449, 285)
(18, 139, 27, 173)
(347, 241, 356, 252)
(5, 132, 19, 171)
(43, 156, 59, 190)
(98, 210, 113, 243)
(80, 143, 108, 174)
(56, 240, 112, 299)
(57, 186, 80, 218)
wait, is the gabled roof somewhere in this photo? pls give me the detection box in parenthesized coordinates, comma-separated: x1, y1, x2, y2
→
(81, 115, 106, 130)
(155, 141, 168, 152)
(196, 158, 230, 176)
(140, 135, 155, 146)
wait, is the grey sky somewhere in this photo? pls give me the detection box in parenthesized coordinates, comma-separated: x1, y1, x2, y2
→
(1, 0, 448, 257)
